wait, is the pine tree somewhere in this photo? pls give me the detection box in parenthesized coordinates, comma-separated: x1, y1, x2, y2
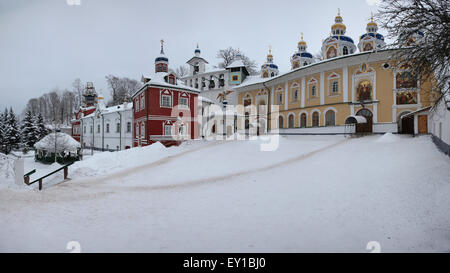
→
(0, 108, 9, 154)
(21, 110, 39, 148)
(5, 108, 21, 152)
(35, 113, 48, 141)
(0, 110, 5, 153)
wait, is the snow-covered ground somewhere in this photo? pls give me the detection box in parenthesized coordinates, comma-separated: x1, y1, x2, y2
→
(1, 134, 450, 252)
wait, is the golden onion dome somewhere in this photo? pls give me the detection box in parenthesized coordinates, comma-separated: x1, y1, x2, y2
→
(367, 14, 377, 27)
(332, 23, 347, 30)
(298, 32, 307, 46)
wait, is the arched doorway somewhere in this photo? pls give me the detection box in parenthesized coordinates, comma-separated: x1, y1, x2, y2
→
(257, 100, 266, 136)
(356, 109, 373, 133)
(398, 111, 413, 134)
(288, 114, 295, 128)
(279, 116, 284, 129)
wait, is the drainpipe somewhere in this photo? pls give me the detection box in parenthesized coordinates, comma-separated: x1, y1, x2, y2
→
(262, 82, 272, 132)
(90, 116, 94, 156)
(146, 86, 149, 145)
(102, 115, 105, 151)
(118, 111, 122, 150)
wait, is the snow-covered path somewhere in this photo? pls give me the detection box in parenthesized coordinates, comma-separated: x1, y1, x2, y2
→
(1, 135, 450, 252)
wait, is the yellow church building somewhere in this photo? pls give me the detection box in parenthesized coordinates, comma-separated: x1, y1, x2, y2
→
(232, 11, 435, 135)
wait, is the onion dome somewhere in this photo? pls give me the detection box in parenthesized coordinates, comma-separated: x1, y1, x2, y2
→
(291, 33, 314, 70)
(331, 8, 346, 36)
(358, 14, 386, 52)
(261, 46, 279, 78)
(321, 9, 357, 59)
(155, 39, 169, 73)
(194, 43, 201, 56)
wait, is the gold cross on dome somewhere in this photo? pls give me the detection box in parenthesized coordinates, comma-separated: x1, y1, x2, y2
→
(160, 39, 164, 46)
(301, 32, 304, 40)
(269, 45, 272, 54)
(338, 8, 341, 16)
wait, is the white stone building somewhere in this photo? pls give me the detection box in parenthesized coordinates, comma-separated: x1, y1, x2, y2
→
(80, 93, 134, 151)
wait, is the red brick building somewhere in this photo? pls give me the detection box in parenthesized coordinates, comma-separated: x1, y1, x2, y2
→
(131, 40, 200, 147)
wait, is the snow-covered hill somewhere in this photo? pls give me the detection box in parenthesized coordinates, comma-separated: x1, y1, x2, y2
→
(1, 135, 450, 252)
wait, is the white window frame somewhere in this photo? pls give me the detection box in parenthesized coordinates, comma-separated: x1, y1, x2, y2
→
(164, 124, 172, 136)
(179, 97, 189, 109)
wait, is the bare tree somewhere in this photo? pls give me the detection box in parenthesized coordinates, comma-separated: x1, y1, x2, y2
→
(216, 47, 259, 75)
(377, 0, 450, 103)
(105, 75, 142, 106)
(72, 78, 84, 109)
(313, 52, 323, 63)
(176, 65, 189, 78)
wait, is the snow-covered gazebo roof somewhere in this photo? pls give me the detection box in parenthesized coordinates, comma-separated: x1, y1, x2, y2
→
(34, 133, 81, 153)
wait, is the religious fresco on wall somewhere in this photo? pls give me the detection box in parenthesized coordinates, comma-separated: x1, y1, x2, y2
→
(396, 91, 418, 105)
(293, 61, 300, 69)
(363, 42, 373, 51)
(357, 80, 372, 101)
(396, 71, 418, 89)
(327, 46, 337, 59)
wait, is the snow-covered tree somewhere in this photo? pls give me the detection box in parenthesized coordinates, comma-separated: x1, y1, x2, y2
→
(5, 108, 21, 151)
(21, 110, 39, 148)
(0, 109, 6, 151)
(35, 113, 48, 141)
(216, 47, 259, 75)
(377, 0, 450, 102)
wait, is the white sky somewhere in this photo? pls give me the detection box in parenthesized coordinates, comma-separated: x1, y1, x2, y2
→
(0, 0, 384, 113)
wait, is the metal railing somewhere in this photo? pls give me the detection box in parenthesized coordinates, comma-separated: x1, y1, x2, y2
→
(23, 162, 74, 191)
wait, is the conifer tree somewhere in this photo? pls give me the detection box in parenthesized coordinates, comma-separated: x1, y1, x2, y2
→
(21, 110, 39, 148)
(35, 113, 48, 141)
(5, 108, 21, 152)
(0, 109, 5, 153)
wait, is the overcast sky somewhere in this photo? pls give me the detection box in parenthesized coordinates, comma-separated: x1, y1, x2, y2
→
(0, 0, 384, 114)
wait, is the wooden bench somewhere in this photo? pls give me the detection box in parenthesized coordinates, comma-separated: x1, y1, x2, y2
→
(24, 162, 74, 191)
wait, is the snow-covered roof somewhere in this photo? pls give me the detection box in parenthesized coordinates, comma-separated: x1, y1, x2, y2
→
(34, 133, 80, 152)
(237, 75, 268, 89)
(226, 59, 245, 69)
(345, 115, 367, 124)
(233, 48, 401, 91)
(82, 102, 133, 119)
(401, 106, 431, 118)
(198, 96, 213, 104)
(134, 72, 199, 98)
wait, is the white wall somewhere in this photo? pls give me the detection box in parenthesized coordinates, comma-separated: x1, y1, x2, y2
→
(278, 125, 354, 135)
(81, 108, 133, 151)
(429, 98, 450, 146)
(373, 123, 398, 133)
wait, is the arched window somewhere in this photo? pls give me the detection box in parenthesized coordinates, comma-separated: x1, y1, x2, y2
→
(331, 81, 339, 94)
(343, 46, 349, 55)
(312, 112, 319, 127)
(310, 85, 317, 97)
(300, 113, 307, 128)
(325, 110, 336, 126)
(303, 61, 308, 66)
(288, 115, 295, 128)
(279, 116, 284, 129)
(141, 123, 145, 137)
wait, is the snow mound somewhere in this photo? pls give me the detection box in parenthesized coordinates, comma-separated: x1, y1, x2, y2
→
(34, 132, 80, 152)
(0, 153, 15, 188)
(376, 133, 400, 143)
(71, 142, 168, 178)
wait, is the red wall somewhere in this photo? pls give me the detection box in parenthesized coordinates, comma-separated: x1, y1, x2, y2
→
(133, 85, 199, 147)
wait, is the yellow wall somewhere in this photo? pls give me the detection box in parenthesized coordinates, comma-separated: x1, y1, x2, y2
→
(236, 55, 435, 130)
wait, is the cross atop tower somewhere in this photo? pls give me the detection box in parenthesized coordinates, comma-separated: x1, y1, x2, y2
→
(160, 39, 165, 54)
